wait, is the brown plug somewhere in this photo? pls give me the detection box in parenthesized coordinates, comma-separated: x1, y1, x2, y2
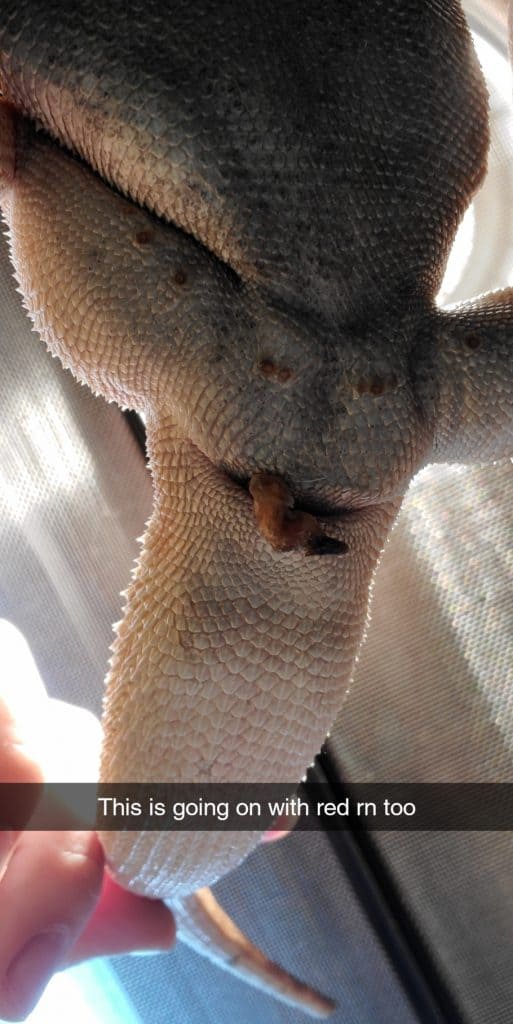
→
(249, 472, 348, 556)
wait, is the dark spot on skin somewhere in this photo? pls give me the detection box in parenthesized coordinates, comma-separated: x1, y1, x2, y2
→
(357, 375, 384, 396)
(210, 341, 227, 365)
(258, 358, 294, 384)
(464, 332, 482, 350)
(134, 229, 155, 246)
(369, 378, 385, 396)
(87, 248, 101, 270)
(356, 373, 398, 397)
(186, 180, 214, 205)
(174, 268, 188, 286)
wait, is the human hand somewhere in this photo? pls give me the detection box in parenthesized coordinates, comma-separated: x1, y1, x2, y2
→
(0, 624, 175, 1022)
(0, 622, 292, 1020)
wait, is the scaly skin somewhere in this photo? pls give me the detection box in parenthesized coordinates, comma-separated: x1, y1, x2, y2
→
(0, 117, 400, 895)
(1, 0, 513, 1012)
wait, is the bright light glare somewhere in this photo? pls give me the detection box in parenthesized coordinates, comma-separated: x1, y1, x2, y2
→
(5, 960, 141, 1024)
(0, 618, 101, 782)
(3, 395, 96, 525)
(438, 31, 513, 303)
(474, 32, 512, 104)
(438, 204, 475, 302)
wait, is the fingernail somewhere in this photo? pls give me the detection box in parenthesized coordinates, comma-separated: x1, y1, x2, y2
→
(6, 927, 70, 1017)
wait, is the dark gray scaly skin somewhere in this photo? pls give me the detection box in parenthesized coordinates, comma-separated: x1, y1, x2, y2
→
(0, 0, 512, 1014)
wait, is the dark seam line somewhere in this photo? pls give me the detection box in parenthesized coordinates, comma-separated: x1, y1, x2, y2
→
(302, 749, 468, 1024)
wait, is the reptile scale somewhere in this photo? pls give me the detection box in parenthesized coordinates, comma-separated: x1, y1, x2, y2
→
(0, 0, 512, 1016)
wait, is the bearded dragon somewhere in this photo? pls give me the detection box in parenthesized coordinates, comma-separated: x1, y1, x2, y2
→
(0, 0, 510, 1016)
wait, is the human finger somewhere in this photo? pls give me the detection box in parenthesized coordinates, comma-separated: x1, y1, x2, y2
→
(0, 829, 104, 1021)
(261, 811, 298, 842)
(0, 691, 44, 884)
(66, 871, 176, 964)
